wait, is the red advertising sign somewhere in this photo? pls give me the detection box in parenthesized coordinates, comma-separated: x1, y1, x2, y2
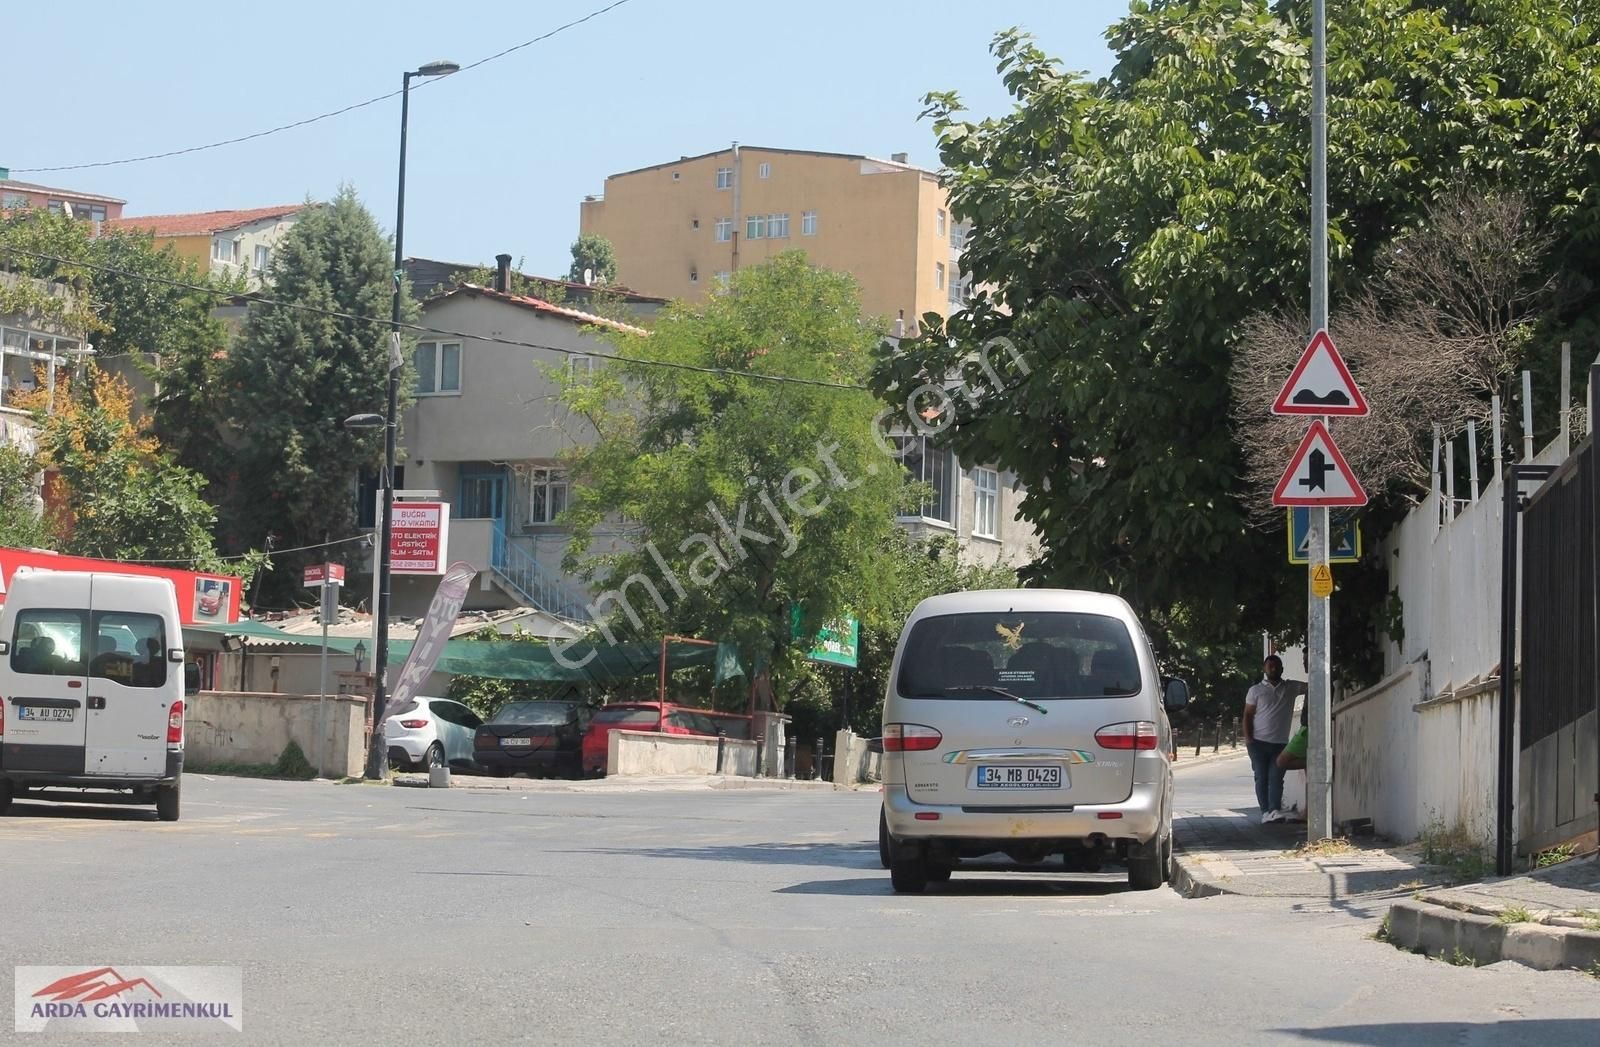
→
(303, 563, 346, 587)
(390, 502, 450, 575)
(0, 546, 243, 625)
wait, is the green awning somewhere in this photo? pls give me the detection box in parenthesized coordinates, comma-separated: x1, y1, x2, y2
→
(183, 622, 743, 685)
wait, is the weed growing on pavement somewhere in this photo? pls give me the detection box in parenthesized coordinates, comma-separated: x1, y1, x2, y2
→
(1533, 843, 1578, 869)
(1418, 819, 1491, 882)
(1369, 913, 1393, 943)
(1587, 961, 1600, 980)
(1496, 905, 1534, 925)
(1285, 837, 1357, 859)
(1444, 948, 1478, 968)
(1574, 909, 1600, 931)
(1400, 878, 1426, 890)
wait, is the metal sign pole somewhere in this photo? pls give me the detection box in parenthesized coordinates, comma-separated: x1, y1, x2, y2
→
(1307, 0, 1334, 841)
(318, 579, 333, 779)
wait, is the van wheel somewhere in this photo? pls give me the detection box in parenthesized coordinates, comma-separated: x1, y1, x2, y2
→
(890, 855, 928, 894)
(878, 806, 891, 869)
(927, 861, 954, 883)
(156, 782, 180, 822)
(0, 781, 12, 815)
(1127, 833, 1167, 891)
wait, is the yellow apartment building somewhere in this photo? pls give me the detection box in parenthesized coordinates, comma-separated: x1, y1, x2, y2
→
(109, 205, 303, 290)
(578, 146, 968, 332)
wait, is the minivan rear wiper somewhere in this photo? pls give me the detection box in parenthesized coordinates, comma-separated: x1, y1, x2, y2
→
(943, 685, 1048, 715)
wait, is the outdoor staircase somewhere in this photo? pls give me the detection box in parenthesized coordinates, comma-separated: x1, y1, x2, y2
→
(489, 524, 591, 624)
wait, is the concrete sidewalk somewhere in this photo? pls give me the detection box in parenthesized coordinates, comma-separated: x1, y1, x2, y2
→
(1170, 752, 1451, 904)
(390, 771, 839, 794)
(1386, 854, 1600, 972)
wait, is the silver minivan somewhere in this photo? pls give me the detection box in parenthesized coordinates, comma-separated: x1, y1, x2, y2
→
(880, 589, 1189, 892)
(0, 570, 199, 820)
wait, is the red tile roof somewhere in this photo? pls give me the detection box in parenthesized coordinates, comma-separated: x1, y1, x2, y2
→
(108, 205, 303, 238)
(434, 284, 648, 336)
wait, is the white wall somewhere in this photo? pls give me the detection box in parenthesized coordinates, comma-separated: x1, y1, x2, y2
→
(1333, 666, 1423, 840)
(607, 729, 757, 777)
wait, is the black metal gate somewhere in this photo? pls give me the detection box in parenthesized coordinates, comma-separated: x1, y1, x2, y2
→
(1516, 436, 1600, 864)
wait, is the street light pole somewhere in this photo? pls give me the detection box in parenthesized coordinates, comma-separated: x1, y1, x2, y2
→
(364, 60, 458, 780)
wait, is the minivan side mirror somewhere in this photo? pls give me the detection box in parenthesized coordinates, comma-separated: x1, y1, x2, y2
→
(1162, 678, 1191, 711)
(183, 662, 202, 697)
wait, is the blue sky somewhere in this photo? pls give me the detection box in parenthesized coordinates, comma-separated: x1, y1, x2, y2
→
(5, 0, 1130, 276)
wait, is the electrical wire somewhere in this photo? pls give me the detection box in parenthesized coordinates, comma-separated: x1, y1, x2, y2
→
(0, 246, 872, 392)
(126, 533, 375, 567)
(10, 0, 637, 174)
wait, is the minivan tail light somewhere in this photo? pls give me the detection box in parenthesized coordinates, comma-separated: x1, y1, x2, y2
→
(882, 724, 942, 752)
(1095, 721, 1158, 750)
(167, 699, 185, 745)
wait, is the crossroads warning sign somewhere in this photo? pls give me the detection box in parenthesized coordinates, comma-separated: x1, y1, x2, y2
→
(1272, 420, 1367, 507)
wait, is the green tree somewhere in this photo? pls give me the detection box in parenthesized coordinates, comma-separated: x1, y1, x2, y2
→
(558, 252, 907, 704)
(567, 234, 617, 285)
(224, 188, 416, 601)
(0, 446, 51, 549)
(877, 6, 1600, 693)
(24, 366, 225, 568)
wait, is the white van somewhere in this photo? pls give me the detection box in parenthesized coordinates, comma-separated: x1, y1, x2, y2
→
(0, 571, 198, 820)
(880, 589, 1190, 892)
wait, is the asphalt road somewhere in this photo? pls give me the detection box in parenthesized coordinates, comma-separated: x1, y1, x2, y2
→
(1, 764, 1597, 1046)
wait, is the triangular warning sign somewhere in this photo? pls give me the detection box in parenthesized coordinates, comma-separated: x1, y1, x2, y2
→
(1272, 330, 1369, 417)
(1273, 420, 1367, 507)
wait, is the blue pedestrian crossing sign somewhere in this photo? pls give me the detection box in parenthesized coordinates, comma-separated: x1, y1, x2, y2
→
(1287, 508, 1361, 565)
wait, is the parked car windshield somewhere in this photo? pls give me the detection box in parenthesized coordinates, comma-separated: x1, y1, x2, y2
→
(493, 701, 577, 726)
(592, 706, 662, 725)
(897, 611, 1142, 700)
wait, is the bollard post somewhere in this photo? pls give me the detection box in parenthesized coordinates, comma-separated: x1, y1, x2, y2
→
(715, 729, 727, 775)
(755, 738, 764, 778)
(1213, 720, 1222, 754)
(814, 735, 824, 781)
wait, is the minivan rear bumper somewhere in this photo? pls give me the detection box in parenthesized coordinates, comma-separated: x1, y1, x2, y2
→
(883, 779, 1163, 845)
(1, 749, 182, 790)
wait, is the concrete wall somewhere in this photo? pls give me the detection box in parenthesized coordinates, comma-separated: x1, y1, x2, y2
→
(1417, 683, 1502, 846)
(1333, 666, 1423, 840)
(607, 729, 757, 777)
(185, 690, 367, 778)
(831, 729, 881, 786)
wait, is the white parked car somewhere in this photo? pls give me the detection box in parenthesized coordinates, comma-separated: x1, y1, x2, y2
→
(382, 697, 483, 771)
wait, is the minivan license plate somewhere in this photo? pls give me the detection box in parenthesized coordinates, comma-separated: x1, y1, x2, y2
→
(19, 706, 74, 723)
(975, 765, 1061, 789)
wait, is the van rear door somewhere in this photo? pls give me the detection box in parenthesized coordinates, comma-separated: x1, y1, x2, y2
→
(83, 575, 175, 778)
(3, 579, 93, 775)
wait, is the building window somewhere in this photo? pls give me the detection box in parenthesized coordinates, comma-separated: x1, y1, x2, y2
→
(528, 468, 569, 524)
(253, 245, 271, 272)
(568, 355, 596, 376)
(672, 171, 681, 181)
(937, 210, 947, 237)
(935, 263, 945, 291)
(951, 223, 965, 250)
(716, 167, 733, 189)
(413, 341, 462, 395)
(714, 271, 731, 289)
(758, 162, 771, 179)
(801, 211, 817, 236)
(949, 274, 967, 306)
(973, 468, 999, 538)
(2, 192, 28, 209)
(768, 213, 789, 238)
(46, 200, 64, 214)
(715, 218, 733, 242)
(211, 237, 237, 264)
(892, 435, 954, 525)
(458, 472, 506, 521)
(746, 214, 766, 240)
(691, 218, 700, 229)
(689, 268, 699, 283)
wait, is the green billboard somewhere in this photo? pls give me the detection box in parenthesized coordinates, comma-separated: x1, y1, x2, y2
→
(789, 604, 860, 668)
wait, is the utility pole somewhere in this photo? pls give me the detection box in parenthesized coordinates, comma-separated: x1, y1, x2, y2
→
(1307, 0, 1334, 841)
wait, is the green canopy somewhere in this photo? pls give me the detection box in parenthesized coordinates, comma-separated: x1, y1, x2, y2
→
(183, 622, 743, 686)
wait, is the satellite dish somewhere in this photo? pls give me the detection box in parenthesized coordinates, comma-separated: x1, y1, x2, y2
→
(583, 267, 594, 287)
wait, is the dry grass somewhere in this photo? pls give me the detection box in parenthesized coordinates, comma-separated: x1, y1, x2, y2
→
(1285, 837, 1359, 859)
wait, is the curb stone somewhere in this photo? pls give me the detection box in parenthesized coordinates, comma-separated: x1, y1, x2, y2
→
(1386, 897, 1600, 971)
(1169, 854, 1227, 899)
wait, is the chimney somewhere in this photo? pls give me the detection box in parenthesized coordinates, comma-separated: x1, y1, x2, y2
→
(494, 253, 512, 293)
(891, 152, 909, 164)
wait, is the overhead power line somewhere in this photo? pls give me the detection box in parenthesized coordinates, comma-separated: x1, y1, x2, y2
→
(0, 246, 872, 392)
(10, 0, 637, 174)
(128, 533, 375, 567)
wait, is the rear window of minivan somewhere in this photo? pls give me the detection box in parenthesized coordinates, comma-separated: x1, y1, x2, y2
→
(897, 611, 1142, 700)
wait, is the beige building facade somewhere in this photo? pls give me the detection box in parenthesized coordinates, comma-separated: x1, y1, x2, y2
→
(579, 146, 968, 331)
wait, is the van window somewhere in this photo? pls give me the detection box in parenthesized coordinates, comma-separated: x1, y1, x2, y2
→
(89, 611, 167, 688)
(897, 611, 1142, 700)
(10, 609, 87, 676)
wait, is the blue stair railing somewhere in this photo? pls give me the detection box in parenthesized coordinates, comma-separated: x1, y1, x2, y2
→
(490, 524, 592, 624)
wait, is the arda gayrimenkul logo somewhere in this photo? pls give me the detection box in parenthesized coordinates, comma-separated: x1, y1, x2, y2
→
(15, 966, 243, 1032)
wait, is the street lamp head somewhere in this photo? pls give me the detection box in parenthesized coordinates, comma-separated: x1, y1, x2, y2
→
(342, 412, 385, 430)
(415, 60, 461, 77)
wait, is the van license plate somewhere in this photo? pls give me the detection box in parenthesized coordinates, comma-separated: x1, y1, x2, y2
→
(975, 765, 1062, 789)
(19, 706, 75, 722)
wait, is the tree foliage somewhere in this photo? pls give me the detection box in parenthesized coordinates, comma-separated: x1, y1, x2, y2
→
(559, 253, 907, 700)
(224, 188, 415, 602)
(0, 446, 51, 549)
(876, 4, 1600, 695)
(20, 366, 225, 568)
(568, 234, 617, 285)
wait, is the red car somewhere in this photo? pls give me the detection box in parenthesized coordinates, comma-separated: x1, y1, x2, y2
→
(581, 702, 749, 777)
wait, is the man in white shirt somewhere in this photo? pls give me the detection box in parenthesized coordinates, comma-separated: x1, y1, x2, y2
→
(1243, 655, 1306, 824)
